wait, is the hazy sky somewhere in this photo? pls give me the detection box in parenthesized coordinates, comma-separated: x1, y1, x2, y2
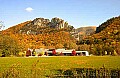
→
(0, 0, 120, 29)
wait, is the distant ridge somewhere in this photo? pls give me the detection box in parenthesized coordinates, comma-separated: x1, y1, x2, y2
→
(74, 26, 96, 41)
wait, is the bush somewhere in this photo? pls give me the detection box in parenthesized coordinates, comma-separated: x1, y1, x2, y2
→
(26, 50, 31, 57)
(52, 49, 56, 56)
(72, 50, 76, 56)
(113, 50, 118, 56)
(19, 52, 26, 57)
(60, 52, 64, 56)
(38, 51, 44, 56)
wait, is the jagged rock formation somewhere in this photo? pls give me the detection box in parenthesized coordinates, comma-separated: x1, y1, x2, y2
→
(19, 17, 73, 34)
(50, 17, 69, 29)
(32, 18, 50, 27)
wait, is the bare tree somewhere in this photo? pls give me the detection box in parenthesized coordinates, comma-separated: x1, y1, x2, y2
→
(0, 21, 5, 30)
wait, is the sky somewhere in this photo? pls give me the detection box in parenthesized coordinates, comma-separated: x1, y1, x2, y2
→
(0, 0, 120, 29)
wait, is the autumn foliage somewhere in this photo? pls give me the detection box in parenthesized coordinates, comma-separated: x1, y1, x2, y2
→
(1, 16, 120, 56)
(1, 17, 77, 52)
(26, 50, 31, 57)
(52, 49, 56, 55)
(72, 50, 76, 56)
(77, 16, 120, 55)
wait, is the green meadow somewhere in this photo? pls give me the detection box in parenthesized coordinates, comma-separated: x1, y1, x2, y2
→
(0, 56, 120, 77)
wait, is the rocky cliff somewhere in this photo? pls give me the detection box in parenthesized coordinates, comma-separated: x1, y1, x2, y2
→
(19, 17, 74, 34)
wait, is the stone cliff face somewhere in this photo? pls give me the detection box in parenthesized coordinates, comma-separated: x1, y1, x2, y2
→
(25, 18, 50, 28)
(25, 17, 70, 29)
(50, 17, 69, 29)
(33, 18, 50, 27)
(19, 17, 73, 34)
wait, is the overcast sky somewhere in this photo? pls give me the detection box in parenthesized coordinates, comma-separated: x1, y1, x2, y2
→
(0, 0, 120, 29)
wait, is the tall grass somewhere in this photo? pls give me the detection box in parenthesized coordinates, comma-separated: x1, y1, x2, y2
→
(0, 56, 120, 77)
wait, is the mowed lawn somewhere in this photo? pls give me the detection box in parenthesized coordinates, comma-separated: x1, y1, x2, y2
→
(0, 56, 120, 77)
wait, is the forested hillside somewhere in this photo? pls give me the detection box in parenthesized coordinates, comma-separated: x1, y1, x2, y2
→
(0, 17, 77, 56)
(77, 16, 120, 55)
(0, 16, 120, 56)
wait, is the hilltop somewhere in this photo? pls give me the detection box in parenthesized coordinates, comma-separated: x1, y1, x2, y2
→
(1, 17, 96, 51)
(2, 17, 74, 34)
(1, 17, 77, 51)
(77, 16, 120, 55)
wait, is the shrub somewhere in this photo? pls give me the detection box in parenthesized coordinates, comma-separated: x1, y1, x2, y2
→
(38, 52, 44, 56)
(26, 50, 31, 57)
(60, 52, 64, 56)
(113, 50, 118, 56)
(72, 50, 76, 56)
(52, 49, 56, 55)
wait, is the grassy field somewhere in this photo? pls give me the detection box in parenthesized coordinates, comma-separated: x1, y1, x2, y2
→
(0, 56, 120, 77)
